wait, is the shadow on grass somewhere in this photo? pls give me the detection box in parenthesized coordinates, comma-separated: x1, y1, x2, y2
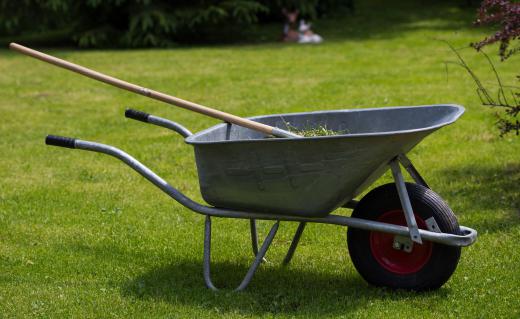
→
(121, 259, 451, 316)
(315, 0, 476, 43)
(183, 0, 477, 49)
(439, 162, 520, 233)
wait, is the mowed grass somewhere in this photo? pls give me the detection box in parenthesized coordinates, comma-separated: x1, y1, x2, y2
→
(1, 1, 519, 318)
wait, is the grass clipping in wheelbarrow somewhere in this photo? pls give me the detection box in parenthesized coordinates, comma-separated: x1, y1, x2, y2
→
(265, 122, 346, 138)
(287, 124, 345, 137)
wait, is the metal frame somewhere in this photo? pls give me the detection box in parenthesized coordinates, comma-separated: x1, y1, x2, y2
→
(389, 159, 422, 244)
(203, 216, 280, 291)
(146, 115, 193, 138)
(46, 110, 478, 291)
(282, 222, 307, 266)
(397, 154, 430, 188)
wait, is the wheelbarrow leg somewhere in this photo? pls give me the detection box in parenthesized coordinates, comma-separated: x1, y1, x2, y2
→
(389, 159, 422, 244)
(236, 221, 279, 291)
(250, 219, 269, 263)
(203, 215, 279, 291)
(203, 216, 218, 291)
(250, 219, 259, 256)
(250, 219, 269, 262)
(282, 222, 307, 266)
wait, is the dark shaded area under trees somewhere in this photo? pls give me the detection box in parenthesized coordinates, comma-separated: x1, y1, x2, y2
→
(0, 0, 482, 48)
(0, 0, 354, 48)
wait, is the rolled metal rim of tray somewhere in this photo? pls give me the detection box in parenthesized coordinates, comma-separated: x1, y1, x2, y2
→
(185, 104, 465, 145)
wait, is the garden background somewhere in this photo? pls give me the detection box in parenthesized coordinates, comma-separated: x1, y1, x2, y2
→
(0, 0, 519, 317)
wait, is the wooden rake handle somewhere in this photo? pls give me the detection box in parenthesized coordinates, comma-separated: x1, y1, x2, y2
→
(9, 43, 300, 138)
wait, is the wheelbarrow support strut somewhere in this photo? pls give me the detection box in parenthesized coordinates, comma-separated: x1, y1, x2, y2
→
(389, 159, 423, 244)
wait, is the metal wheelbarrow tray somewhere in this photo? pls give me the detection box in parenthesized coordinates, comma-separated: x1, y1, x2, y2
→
(46, 104, 477, 291)
(187, 104, 464, 217)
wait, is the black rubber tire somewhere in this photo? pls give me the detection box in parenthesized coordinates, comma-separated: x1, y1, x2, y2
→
(347, 183, 461, 291)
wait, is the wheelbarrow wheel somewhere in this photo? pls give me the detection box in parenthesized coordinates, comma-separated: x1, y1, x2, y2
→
(347, 182, 461, 291)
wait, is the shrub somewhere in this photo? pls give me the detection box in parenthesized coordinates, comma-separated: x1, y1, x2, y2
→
(0, 0, 352, 47)
(449, 0, 519, 137)
(472, 0, 519, 136)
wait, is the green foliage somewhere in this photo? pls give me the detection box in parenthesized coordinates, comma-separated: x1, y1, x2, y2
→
(0, 0, 351, 47)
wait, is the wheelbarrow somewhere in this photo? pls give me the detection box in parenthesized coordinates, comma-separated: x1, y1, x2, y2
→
(9, 43, 477, 291)
(45, 104, 477, 291)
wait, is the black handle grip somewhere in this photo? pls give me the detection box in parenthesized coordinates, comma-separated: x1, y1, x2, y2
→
(45, 135, 76, 148)
(125, 108, 150, 122)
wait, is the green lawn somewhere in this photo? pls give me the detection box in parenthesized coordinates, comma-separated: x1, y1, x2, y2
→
(1, 1, 519, 318)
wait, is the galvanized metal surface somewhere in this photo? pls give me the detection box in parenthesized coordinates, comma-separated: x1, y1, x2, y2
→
(73, 138, 476, 247)
(282, 222, 307, 265)
(398, 154, 430, 188)
(249, 219, 259, 257)
(426, 217, 442, 233)
(186, 105, 465, 217)
(390, 160, 422, 244)
(202, 216, 218, 291)
(147, 115, 193, 138)
(203, 215, 279, 291)
(393, 236, 413, 253)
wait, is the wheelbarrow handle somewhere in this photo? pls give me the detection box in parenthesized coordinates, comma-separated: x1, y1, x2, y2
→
(125, 108, 149, 123)
(46, 135, 76, 149)
(125, 108, 193, 138)
(44, 135, 200, 207)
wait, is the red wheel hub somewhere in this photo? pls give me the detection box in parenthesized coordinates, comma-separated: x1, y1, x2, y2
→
(370, 210, 433, 275)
